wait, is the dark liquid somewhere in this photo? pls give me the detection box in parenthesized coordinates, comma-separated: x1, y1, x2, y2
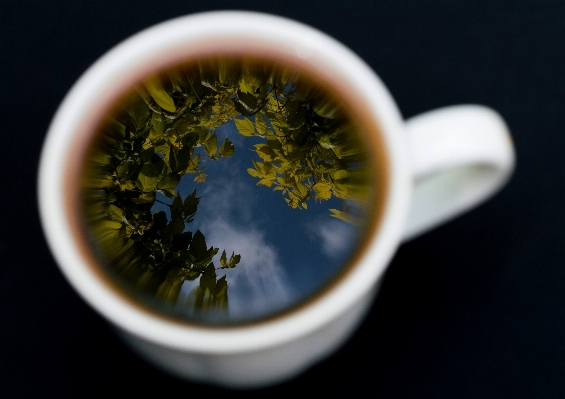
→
(81, 57, 376, 324)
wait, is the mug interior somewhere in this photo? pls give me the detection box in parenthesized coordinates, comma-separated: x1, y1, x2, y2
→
(39, 11, 409, 352)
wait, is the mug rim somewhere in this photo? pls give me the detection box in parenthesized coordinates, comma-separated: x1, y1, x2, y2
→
(38, 10, 411, 353)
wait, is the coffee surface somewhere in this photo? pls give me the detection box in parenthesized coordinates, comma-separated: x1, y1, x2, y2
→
(81, 57, 376, 324)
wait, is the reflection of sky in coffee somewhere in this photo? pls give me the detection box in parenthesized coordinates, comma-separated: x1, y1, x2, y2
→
(81, 58, 373, 324)
(153, 121, 359, 320)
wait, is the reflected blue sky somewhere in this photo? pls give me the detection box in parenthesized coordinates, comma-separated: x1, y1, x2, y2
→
(153, 121, 362, 320)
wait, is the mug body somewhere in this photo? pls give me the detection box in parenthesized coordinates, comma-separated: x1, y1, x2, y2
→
(38, 11, 412, 387)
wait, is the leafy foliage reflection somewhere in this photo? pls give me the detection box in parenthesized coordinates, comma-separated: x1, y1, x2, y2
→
(83, 58, 371, 319)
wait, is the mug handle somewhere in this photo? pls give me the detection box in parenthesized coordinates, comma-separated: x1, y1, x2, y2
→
(402, 105, 515, 241)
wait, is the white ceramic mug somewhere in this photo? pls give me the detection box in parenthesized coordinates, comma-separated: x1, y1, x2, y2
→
(38, 11, 514, 388)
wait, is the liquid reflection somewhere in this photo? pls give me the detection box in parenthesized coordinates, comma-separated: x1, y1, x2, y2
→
(81, 58, 374, 323)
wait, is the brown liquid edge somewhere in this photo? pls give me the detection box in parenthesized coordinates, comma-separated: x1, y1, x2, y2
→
(63, 38, 391, 330)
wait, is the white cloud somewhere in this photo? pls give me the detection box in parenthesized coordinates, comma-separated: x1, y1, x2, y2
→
(204, 217, 293, 317)
(308, 219, 356, 258)
(185, 171, 294, 319)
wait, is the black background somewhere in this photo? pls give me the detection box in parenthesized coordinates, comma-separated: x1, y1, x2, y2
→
(2, 1, 565, 397)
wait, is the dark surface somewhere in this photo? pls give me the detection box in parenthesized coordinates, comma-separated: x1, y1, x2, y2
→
(2, 1, 564, 397)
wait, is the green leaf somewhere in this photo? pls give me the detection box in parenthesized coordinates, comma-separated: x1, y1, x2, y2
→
(116, 159, 139, 180)
(257, 179, 274, 187)
(145, 79, 176, 113)
(140, 147, 154, 163)
(204, 134, 218, 156)
(266, 132, 282, 150)
(107, 119, 127, 139)
(329, 208, 359, 225)
(141, 162, 161, 178)
(313, 100, 338, 119)
(165, 146, 191, 173)
(166, 146, 179, 172)
(228, 252, 241, 268)
(100, 219, 122, 231)
(318, 134, 335, 149)
(90, 152, 112, 165)
(151, 211, 168, 231)
(190, 285, 206, 309)
(137, 172, 158, 191)
(181, 131, 199, 150)
(160, 218, 185, 243)
(234, 117, 256, 137)
(155, 266, 185, 302)
(255, 113, 269, 135)
(214, 275, 228, 306)
(233, 100, 253, 116)
(197, 127, 210, 143)
(150, 114, 166, 137)
(334, 169, 349, 180)
(189, 230, 208, 262)
(263, 162, 273, 174)
(183, 189, 200, 214)
(287, 106, 306, 127)
(252, 160, 264, 174)
(125, 99, 151, 132)
(200, 263, 217, 293)
(314, 182, 332, 200)
(255, 145, 276, 162)
(186, 270, 201, 281)
(169, 73, 185, 92)
(186, 154, 201, 174)
(219, 250, 227, 267)
(159, 189, 176, 199)
(182, 189, 196, 204)
(194, 173, 207, 183)
(239, 78, 255, 95)
(171, 231, 193, 251)
(154, 139, 170, 157)
(107, 204, 123, 222)
(175, 145, 193, 173)
(219, 137, 234, 157)
(247, 168, 260, 178)
(237, 90, 258, 109)
(131, 192, 155, 204)
(212, 104, 223, 114)
(156, 173, 180, 191)
(295, 182, 308, 197)
(171, 195, 183, 216)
